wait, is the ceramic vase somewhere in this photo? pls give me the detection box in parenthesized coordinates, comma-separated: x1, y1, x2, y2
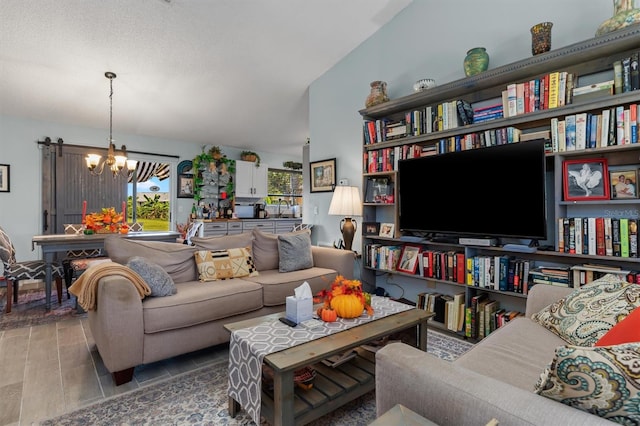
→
(463, 47, 489, 77)
(365, 80, 389, 108)
(596, 0, 640, 36)
(530, 22, 553, 55)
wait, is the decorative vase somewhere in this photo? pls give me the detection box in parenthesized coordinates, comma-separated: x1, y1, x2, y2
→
(463, 47, 489, 77)
(530, 22, 553, 55)
(596, 0, 640, 36)
(365, 80, 389, 108)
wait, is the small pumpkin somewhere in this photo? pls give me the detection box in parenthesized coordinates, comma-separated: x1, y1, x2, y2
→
(330, 294, 364, 319)
(320, 307, 338, 322)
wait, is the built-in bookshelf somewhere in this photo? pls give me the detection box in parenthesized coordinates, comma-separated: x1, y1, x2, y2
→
(359, 25, 640, 341)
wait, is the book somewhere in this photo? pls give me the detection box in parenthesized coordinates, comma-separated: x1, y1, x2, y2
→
(565, 114, 576, 150)
(575, 112, 587, 150)
(631, 52, 640, 91)
(605, 217, 613, 256)
(596, 217, 605, 256)
(613, 60, 623, 94)
(622, 56, 631, 93)
(548, 71, 560, 108)
(620, 218, 630, 258)
(629, 218, 638, 258)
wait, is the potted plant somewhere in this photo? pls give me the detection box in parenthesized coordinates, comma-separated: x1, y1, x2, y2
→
(240, 150, 261, 167)
(283, 161, 302, 170)
(208, 145, 223, 160)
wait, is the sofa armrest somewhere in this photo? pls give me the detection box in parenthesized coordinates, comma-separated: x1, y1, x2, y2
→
(375, 343, 611, 426)
(311, 246, 355, 278)
(88, 275, 144, 374)
(525, 283, 573, 318)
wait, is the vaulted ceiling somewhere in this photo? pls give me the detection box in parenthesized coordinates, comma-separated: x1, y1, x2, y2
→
(0, 0, 412, 156)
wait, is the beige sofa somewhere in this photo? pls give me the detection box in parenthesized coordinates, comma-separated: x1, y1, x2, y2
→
(90, 229, 354, 385)
(375, 284, 613, 425)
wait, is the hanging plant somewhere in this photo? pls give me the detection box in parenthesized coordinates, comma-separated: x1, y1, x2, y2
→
(240, 150, 261, 167)
(283, 161, 302, 170)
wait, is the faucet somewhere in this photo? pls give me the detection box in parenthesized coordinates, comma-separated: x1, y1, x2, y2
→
(277, 198, 290, 218)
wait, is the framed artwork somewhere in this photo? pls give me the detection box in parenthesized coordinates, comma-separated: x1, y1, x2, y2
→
(562, 158, 610, 201)
(363, 222, 380, 236)
(379, 223, 395, 238)
(0, 164, 9, 192)
(177, 160, 193, 175)
(177, 173, 194, 198)
(609, 167, 638, 199)
(310, 158, 336, 192)
(397, 245, 421, 274)
(365, 177, 394, 203)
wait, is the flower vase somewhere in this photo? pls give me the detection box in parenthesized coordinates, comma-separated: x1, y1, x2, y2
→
(530, 22, 553, 55)
(596, 0, 640, 36)
(365, 81, 389, 108)
(463, 47, 489, 77)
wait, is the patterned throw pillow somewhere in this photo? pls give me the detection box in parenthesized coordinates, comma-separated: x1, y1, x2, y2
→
(534, 343, 640, 423)
(531, 274, 640, 346)
(194, 247, 259, 281)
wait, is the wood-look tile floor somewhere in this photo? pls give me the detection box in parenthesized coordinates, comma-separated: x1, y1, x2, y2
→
(0, 316, 228, 426)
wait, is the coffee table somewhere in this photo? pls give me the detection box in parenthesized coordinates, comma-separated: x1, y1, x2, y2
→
(224, 304, 434, 426)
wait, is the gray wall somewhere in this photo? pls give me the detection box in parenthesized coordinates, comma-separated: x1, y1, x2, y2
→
(306, 0, 612, 289)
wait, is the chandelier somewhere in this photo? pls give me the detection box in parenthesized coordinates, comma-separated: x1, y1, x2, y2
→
(85, 71, 137, 177)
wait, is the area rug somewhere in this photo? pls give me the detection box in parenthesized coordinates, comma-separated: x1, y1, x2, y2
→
(40, 329, 473, 426)
(0, 287, 84, 330)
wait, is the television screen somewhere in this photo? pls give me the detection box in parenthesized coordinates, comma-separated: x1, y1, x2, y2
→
(398, 139, 547, 241)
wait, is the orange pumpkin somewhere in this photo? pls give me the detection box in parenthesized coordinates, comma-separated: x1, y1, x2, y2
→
(330, 294, 364, 318)
(320, 307, 338, 322)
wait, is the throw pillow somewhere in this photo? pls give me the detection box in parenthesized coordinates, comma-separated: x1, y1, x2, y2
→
(194, 246, 259, 281)
(278, 232, 313, 273)
(531, 274, 640, 346)
(596, 305, 640, 347)
(126, 256, 177, 297)
(191, 232, 253, 250)
(534, 343, 640, 422)
(251, 228, 279, 271)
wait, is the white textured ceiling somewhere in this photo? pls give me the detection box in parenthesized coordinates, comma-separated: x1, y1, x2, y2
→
(0, 0, 411, 157)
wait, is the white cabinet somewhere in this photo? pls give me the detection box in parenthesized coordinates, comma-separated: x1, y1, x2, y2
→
(235, 160, 268, 198)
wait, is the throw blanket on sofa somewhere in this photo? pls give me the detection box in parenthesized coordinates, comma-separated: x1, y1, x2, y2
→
(69, 261, 151, 311)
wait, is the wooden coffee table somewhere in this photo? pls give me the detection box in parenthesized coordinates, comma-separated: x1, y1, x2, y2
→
(224, 307, 434, 426)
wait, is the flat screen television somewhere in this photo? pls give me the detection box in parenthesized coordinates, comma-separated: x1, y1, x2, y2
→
(397, 139, 547, 242)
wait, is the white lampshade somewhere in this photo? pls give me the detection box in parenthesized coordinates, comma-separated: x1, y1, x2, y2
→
(328, 186, 363, 217)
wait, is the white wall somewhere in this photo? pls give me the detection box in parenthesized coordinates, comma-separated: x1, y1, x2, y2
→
(307, 0, 612, 292)
(0, 114, 299, 261)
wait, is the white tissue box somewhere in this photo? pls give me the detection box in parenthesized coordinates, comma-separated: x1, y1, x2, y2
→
(286, 296, 313, 323)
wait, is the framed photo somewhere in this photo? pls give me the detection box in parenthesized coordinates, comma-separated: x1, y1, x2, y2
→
(177, 173, 194, 198)
(365, 177, 394, 203)
(310, 158, 336, 192)
(397, 245, 421, 274)
(0, 164, 9, 192)
(363, 222, 380, 236)
(379, 223, 395, 238)
(562, 158, 610, 201)
(609, 167, 638, 199)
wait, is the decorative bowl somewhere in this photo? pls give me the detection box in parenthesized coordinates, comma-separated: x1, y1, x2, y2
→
(413, 78, 436, 92)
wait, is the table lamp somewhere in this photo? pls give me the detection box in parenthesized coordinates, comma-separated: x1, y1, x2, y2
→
(328, 186, 362, 251)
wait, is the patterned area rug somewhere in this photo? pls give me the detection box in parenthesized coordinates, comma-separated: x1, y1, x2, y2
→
(40, 328, 473, 426)
(0, 287, 85, 330)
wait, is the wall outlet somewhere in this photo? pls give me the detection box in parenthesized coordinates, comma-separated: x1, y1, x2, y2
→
(339, 179, 349, 186)
(313, 205, 319, 215)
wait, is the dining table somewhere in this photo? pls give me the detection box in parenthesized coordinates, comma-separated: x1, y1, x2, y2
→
(31, 231, 180, 310)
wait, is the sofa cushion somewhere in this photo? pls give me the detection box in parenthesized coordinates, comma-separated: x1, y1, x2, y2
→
(278, 231, 313, 272)
(191, 232, 253, 250)
(246, 267, 338, 306)
(142, 279, 264, 333)
(104, 236, 197, 283)
(534, 342, 640, 423)
(531, 274, 640, 346)
(126, 256, 177, 297)
(596, 305, 640, 346)
(251, 228, 279, 271)
(194, 247, 259, 281)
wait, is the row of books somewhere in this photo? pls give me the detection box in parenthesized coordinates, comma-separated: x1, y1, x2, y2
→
(436, 126, 521, 154)
(549, 103, 639, 152)
(503, 70, 575, 118)
(364, 244, 402, 271)
(468, 255, 531, 294)
(363, 144, 436, 173)
(528, 264, 640, 288)
(557, 217, 639, 258)
(467, 294, 523, 340)
(614, 53, 640, 95)
(416, 292, 465, 332)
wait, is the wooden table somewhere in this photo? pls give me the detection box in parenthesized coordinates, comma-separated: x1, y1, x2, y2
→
(224, 307, 434, 426)
(31, 231, 180, 310)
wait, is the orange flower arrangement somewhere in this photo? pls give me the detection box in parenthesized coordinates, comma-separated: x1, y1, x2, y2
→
(83, 207, 128, 234)
(314, 275, 374, 317)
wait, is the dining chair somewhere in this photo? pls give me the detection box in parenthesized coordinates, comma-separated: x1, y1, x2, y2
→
(0, 225, 64, 313)
(62, 224, 109, 291)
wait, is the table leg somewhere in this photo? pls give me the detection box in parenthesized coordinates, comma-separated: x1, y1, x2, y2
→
(417, 321, 428, 351)
(272, 369, 295, 426)
(43, 252, 54, 311)
(228, 396, 240, 418)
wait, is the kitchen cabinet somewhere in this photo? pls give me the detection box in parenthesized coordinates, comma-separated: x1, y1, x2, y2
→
(235, 160, 268, 198)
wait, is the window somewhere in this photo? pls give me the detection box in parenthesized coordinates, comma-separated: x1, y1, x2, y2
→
(267, 168, 303, 209)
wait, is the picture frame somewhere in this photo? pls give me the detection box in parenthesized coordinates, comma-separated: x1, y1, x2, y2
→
(609, 166, 638, 199)
(562, 158, 610, 201)
(364, 177, 394, 203)
(363, 222, 381, 236)
(379, 222, 395, 238)
(0, 164, 9, 192)
(309, 158, 336, 192)
(397, 244, 421, 274)
(177, 173, 194, 198)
